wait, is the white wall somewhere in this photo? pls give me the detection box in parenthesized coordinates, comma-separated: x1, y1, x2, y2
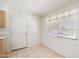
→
(27, 14, 42, 47)
(42, 2, 79, 58)
(0, 0, 5, 10)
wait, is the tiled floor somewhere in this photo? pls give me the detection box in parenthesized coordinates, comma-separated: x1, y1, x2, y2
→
(7, 44, 64, 58)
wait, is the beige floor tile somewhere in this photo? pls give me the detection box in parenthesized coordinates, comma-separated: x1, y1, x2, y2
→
(7, 51, 17, 58)
(8, 44, 64, 58)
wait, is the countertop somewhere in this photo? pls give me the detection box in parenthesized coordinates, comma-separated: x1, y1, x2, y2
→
(0, 34, 6, 39)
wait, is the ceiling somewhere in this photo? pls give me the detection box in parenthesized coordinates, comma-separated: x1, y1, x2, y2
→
(2, 0, 78, 16)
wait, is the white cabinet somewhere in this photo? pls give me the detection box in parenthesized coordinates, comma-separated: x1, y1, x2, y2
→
(10, 16, 27, 50)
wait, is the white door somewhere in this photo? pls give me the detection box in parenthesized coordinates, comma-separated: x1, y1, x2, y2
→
(10, 16, 27, 50)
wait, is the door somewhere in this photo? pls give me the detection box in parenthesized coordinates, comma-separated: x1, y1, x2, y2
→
(10, 16, 27, 50)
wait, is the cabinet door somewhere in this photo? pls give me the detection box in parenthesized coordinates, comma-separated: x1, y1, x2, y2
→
(0, 40, 6, 57)
(0, 10, 6, 28)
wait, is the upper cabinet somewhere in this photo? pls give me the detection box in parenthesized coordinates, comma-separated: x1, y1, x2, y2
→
(0, 10, 6, 28)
